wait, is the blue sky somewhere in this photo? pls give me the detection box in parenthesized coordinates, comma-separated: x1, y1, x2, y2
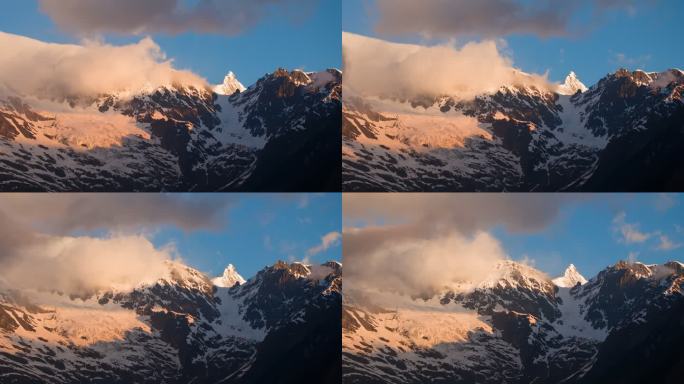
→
(495, 194, 684, 279)
(149, 193, 341, 279)
(0, 0, 341, 86)
(343, 0, 683, 85)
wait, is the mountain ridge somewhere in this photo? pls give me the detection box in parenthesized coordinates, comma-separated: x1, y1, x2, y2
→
(343, 259, 684, 384)
(0, 259, 342, 384)
(1, 67, 342, 192)
(343, 68, 684, 192)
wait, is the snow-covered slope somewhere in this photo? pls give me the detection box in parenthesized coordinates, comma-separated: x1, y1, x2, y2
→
(343, 68, 684, 191)
(343, 260, 684, 384)
(0, 68, 342, 192)
(0, 260, 342, 384)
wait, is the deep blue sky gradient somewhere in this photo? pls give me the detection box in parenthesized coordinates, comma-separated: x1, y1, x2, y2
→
(494, 194, 684, 279)
(93, 194, 343, 280)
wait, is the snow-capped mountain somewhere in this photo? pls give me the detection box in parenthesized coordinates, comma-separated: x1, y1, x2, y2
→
(214, 72, 247, 96)
(0, 260, 342, 384)
(557, 72, 589, 95)
(343, 260, 684, 384)
(212, 264, 246, 288)
(343, 68, 684, 191)
(552, 264, 588, 288)
(0, 68, 341, 192)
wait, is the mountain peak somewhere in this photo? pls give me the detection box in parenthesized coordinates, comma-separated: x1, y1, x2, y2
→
(557, 71, 588, 95)
(212, 264, 246, 288)
(213, 71, 246, 95)
(552, 263, 588, 287)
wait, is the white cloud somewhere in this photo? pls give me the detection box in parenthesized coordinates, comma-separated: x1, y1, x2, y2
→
(304, 231, 341, 261)
(308, 263, 336, 280)
(38, 0, 316, 36)
(345, 231, 508, 299)
(656, 235, 682, 251)
(343, 194, 584, 298)
(612, 212, 682, 251)
(518, 254, 537, 268)
(0, 32, 207, 100)
(612, 212, 653, 244)
(0, 194, 235, 297)
(0, 225, 175, 296)
(622, 226, 651, 243)
(343, 32, 554, 100)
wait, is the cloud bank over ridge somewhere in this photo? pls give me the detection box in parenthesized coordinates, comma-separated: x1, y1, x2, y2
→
(0, 195, 234, 297)
(343, 194, 580, 298)
(343, 32, 553, 100)
(0, 32, 207, 100)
